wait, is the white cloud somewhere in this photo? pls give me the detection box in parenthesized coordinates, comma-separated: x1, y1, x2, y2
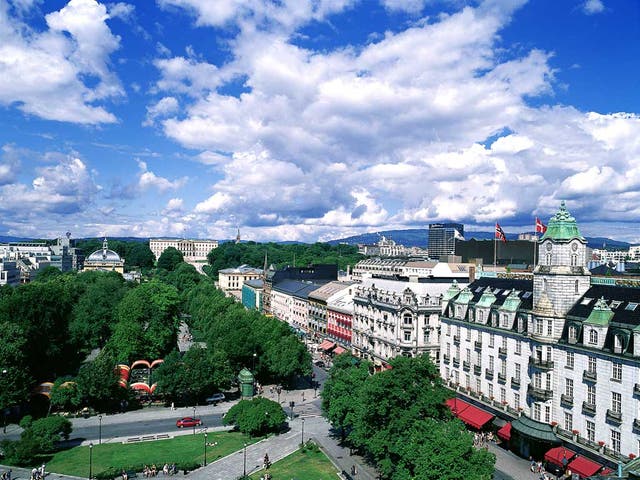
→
(582, 0, 604, 15)
(143, 96, 179, 126)
(0, 0, 123, 123)
(137, 160, 187, 192)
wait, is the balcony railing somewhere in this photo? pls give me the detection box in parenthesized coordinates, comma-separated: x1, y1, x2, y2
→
(474, 341, 483, 350)
(453, 335, 460, 345)
(634, 418, 640, 431)
(527, 385, 553, 402)
(510, 377, 520, 389)
(463, 361, 470, 372)
(529, 357, 554, 370)
(485, 369, 494, 380)
(634, 384, 640, 396)
(498, 347, 507, 357)
(443, 354, 450, 364)
(583, 370, 597, 383)
(474, 365, 481, 376)
(606, 409, 622, 424)
(582, 401, 596, 415)
(498, 373, 507, 384)
(452, 358, 460, 368)
(560, 394, 573, 406)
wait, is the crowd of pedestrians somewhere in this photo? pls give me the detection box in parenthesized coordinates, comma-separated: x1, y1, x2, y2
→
(0, 469, 11, 480)
(473, 431, 494, 448)
(138, 463, 178, 477)
(29, 464, 45, 480)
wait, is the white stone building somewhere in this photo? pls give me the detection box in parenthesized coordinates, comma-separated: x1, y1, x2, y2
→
(352, 277, 458, 368)
(440, 202, 640, 467)
(149, 238, 218, 261)
(217, 265, 263, 296)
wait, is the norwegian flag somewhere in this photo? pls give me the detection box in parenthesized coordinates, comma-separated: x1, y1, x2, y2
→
(535, 217, 547, 234)
(495, 223, 507, 243)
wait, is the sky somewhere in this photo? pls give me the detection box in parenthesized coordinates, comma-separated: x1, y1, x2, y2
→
(0, 0, 639, 243)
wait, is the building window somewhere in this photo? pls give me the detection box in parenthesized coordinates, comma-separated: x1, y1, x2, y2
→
(500, 360, 506, 376)
(476, 378, 481, 393)
(586, 421, 595, 442)
(614, 335, 624, 354)
(611, 430, 621, 453)
(533, 403, 541, 421)
(564, 412, 573, 432)
(489, 356, 494, 371)
(466, 328, 471, 341)
(612, 362, 622, 382)
(612, 392, 621, 414)
(489, 334, 495, 348)
(514, 393, 520, 409)
(587, 385, 596, 405)
(404, 332, 411, 342)
(568, 325, 578, 343)
(403, 313, 413, 325)
(501, 314, 509, 328)
(588, 329, 598, 345)
(545, 405, 551, 423)
(565, 378, 573, 398)
(465, 374, 470, 389)
(466, 349, 471, 363)
(447, 324, 451, 335)
(500, 387, 506, 404)
(502, 337, 507, 351)
(488, 384, 493, 399)
(535, 319, 544, 335)
(546, 254, 551, 266)
(477, 310, 484, 323)
(564, 351, 574, 369)
(588, 356, 597, 374)
(515, 341, 522, 355)
(515, 363, 521, 381)
(574, 278, 579, 292)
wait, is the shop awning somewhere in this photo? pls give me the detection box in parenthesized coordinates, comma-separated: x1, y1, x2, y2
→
(544, 446, 577, 467)
(566, 455, 603, 478)
(511, 415, 560, 444)
(445, 398, 494, 429)
(333, 346, 347, 355)
(497, 422, 512, 441)
(319, 340, 336, 351)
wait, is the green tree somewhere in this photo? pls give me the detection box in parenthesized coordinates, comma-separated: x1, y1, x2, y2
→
(157, 247, 184, 271)
(223, 397, 286, 437)
(0, 320, 32, 412)
(321, 355, 369, 441)
(76, 354, 125, 412)
(2, 415, 73, 466)
(50, 378, 82, 412)
(125, 242, 155, 269)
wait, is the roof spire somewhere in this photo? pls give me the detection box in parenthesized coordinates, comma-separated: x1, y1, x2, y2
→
(102, 237, 108, 251)
(235, 226, 241, 244)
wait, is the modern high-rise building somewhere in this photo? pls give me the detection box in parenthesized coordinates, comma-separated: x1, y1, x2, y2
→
(428, 223, 464, 260)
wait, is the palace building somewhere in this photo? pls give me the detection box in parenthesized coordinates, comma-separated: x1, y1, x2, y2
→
(440, 202, 640, 468)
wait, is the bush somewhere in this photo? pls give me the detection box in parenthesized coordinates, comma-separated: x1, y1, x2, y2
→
(223, 397, 287, 437)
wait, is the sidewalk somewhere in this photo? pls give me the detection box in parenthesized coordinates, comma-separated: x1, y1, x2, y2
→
(0, 466, 84, 480)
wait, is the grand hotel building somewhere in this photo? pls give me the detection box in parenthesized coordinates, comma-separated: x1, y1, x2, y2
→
(441, 202, 640, 467)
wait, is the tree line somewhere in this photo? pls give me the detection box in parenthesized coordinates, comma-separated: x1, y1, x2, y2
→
(321, 354, 495, 480)
(204, 241, 363, 278)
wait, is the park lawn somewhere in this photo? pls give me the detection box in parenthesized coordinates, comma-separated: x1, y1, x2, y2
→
(45, 431, 256, 477)
(248, 445, 340, 480)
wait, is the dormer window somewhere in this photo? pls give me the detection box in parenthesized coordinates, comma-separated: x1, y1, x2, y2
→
(588, 329, 598, 345)
(568, 325, 578, 343)
(571, 254, 578, 266)
(614, 334, 624, 354)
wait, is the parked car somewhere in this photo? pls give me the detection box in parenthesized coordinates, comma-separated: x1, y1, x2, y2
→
(176, 417, 202, 428)
(205, 393, 226, 405)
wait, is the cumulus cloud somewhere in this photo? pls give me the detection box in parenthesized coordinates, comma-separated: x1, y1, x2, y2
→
(0, 0, 123, 123)
(143, 96, 179, 126)
(0, 156, 99, 215)
(137, 160, 187, 192)
(582, 0, 604, 15)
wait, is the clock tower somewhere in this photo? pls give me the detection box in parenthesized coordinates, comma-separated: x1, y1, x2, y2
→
(533, 201, 590, 320)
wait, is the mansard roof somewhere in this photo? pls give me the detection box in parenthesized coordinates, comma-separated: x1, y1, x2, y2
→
(566, 285, 640, 327)
(447, 276, 533, 311)
(272, 279, 330, 299)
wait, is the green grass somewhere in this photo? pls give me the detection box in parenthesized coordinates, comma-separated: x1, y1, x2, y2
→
(44, 431, 257, 477)
(248, 444, 340, 480)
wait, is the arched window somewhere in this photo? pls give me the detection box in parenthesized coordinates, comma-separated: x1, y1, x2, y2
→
(571, 254, 578, 267)
(403, 313, 413, 326)
(614, 334, 624, 354)
(546, 253, 552, 265)
(588, 329, 598, 345)
(568, 325, 578, 343)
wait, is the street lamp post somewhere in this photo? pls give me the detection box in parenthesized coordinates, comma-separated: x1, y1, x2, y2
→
(301, 418, 305, 446)
(252, 353, 257, 373)
(98, 415, 102, 445)
(243, 442, 247, 477)
(192, 406, 196, 436)
(89, 442, 93, 480)
(1, 368, 7, 434)
(203, 431, 208, 466)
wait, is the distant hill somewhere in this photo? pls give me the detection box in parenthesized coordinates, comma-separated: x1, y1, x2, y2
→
(327, 228, 630, 250)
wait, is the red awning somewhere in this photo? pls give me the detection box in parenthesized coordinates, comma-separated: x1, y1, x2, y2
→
(600, 468, 614, 476)
(333, 346, 347, 355)
(567, 455, 603, 479)
(497, 422, 511, 441)
(319, 340, 336, 351)
(445, 398, 494, 429)
(544, 446, 577, 467)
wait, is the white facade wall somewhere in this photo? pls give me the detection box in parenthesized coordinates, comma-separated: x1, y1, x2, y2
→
(149, 238, 218, 261)
(270, 289, 292, 326)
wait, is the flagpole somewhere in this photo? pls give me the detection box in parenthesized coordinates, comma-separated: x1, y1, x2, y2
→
(533, 219, 537, 270)
(494, 223, 497, 272)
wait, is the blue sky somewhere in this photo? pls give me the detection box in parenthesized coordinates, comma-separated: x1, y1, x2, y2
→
(0, 0, 639, 243)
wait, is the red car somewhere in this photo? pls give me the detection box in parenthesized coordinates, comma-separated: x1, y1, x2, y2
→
(176, 417, 202, 428)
